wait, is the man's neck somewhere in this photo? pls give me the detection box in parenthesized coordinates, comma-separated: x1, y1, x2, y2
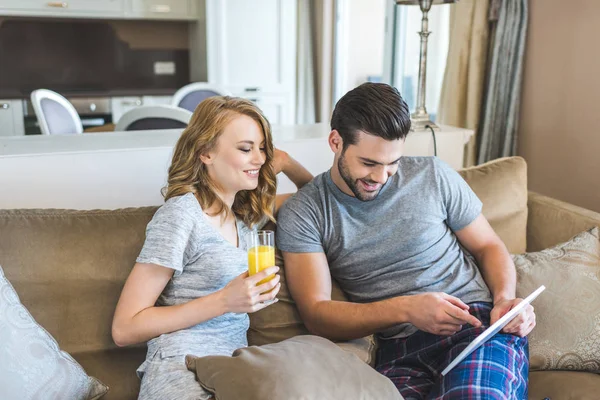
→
(330, 162, 355, 198)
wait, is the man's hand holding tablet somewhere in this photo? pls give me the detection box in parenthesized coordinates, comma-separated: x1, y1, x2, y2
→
(441, 285, 545, 376)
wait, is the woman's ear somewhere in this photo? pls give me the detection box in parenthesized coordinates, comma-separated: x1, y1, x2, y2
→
(199, 152, 213, 165)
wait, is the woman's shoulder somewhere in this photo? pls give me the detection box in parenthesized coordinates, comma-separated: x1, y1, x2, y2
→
(162, 192, 200, 208)
(155, 193, 202, 220)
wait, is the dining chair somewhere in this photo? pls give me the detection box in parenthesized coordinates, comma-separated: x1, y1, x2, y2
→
(114, 105, 193, 131)
(171, 83, 231, 112)
(30, 89, 83, 135)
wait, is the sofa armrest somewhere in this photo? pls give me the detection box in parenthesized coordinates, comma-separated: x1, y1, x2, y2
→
(527, 191, 600, 252)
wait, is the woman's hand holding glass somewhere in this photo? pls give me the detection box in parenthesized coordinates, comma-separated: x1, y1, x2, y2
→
(219, 267, 281, 314)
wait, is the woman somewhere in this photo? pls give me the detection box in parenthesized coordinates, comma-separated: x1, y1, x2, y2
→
(111, 96, 313, 400)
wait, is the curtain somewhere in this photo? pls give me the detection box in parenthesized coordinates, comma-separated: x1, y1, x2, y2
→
(437, 0, 491, 168)
(296, 0, 316, 124)
(296, 0, 335, 124)
(477, 0, 529, 164)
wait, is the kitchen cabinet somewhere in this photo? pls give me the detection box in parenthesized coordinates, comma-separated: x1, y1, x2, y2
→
(112, 95, 174, 123)
(0, 0, 197, 20)
(0, 0, 125, 19)
(111, 96, 143, 123)
(126, 0, 198, 20)
(0, 100, 25, 136)
(141, 95, 173, 106)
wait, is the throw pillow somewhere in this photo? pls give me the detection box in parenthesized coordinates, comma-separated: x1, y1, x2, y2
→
(513, 227, 600, 372)
(0, 265, 108, 400)
(458, 156, 528, 254)
(185, 335, 403, 400)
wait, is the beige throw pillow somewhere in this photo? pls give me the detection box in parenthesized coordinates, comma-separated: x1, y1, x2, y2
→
(458, 156, 528, 254)
(513, 227, 600, 372)
(186, 335, 403, 400)
(0, 266, 108, 399)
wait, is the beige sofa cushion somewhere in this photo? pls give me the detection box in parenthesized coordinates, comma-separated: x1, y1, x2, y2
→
(0, 208, 156, 355)
(72, 347, 146, 400)
(0, 265, 108, 400)
(529, 371, 600, 400)
(527, 191, 600, 252)
(186, 335, 402, 400)
(513, 227, 600, 372)
(0, 207, 157, 399)
(458, 156, 528, 254)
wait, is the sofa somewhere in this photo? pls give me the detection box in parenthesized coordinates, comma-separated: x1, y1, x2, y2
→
(1, 156, 599, 399)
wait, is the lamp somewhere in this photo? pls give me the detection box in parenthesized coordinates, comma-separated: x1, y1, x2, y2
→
(395, 0, 458, 131)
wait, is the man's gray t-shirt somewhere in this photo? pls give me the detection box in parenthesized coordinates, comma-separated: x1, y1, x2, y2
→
(276, 156, 492, 339)
(136, 192, 251, 360)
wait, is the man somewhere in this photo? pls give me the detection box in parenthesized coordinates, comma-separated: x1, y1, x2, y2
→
(276, 83, 535, 399)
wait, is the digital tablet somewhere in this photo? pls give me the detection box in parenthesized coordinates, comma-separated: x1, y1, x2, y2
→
(441, 285, 546, 376)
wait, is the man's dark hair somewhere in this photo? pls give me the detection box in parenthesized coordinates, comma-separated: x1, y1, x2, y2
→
(331, 82, 411, 149)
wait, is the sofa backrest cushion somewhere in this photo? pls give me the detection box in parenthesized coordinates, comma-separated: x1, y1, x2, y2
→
(458, 156, 528, 254)
(0, 207, 158, 355)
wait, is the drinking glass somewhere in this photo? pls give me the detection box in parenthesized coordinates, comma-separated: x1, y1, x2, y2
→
(246, 230, 276, 289)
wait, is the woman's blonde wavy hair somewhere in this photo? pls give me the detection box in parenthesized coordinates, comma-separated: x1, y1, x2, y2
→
(162, 96, 276, 227)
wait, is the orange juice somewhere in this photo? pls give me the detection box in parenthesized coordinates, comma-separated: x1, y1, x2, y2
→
(248, 245, 276, 285)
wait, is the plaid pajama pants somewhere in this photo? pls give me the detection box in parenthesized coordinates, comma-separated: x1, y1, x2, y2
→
(376, 302, 529, 400)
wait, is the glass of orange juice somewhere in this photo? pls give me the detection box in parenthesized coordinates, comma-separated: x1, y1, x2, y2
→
(246, 230, 276, 294)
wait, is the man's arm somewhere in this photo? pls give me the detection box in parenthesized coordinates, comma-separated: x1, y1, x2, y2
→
(282, 251, 482, 341)
(274, 150, 313, 190)
(455, 214, 516, 302)
(273, 149, 313, 214)
(454, 214, 536, 336)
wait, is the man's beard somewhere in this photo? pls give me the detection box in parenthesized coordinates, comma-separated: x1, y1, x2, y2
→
(337, 153, 382, 202)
